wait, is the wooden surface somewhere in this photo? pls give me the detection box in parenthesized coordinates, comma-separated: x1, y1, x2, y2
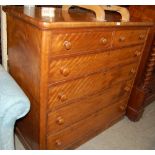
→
(3, 6, 153, 29)
(62, 5, 130, 22)
(126, 6, 155, 121)
(4, 6, 153, 149)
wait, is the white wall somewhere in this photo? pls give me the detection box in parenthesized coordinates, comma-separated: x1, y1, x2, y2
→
(1, 6, 8, 71)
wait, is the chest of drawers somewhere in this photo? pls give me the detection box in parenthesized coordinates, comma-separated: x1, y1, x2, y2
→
(4, 6, 153, 149)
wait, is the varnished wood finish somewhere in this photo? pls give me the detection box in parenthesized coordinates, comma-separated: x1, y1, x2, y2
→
(3, 6, 153, 29)
(47, 80, 132, 134)
(113, 29, 147, 48)
(126, 6, 155, 121)
(4, 6, 153, 149)
(50, 30, 113, 56)
(48, 63, 138, 110)
(49, 45, 142, 83)
(47, 99, 127, 150)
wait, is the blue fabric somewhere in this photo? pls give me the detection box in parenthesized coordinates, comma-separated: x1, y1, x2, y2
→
(0, 65, 30, 150)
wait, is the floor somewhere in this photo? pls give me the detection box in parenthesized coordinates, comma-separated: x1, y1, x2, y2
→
(15, 101, 155, 150)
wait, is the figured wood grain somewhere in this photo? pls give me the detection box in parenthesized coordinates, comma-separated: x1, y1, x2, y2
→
(47, 80, 133, 134)
(49, 45, 143, 83)
(113, 29, 148, 48)
(7, 15, 42, 149)
(47, 99, 127, 150)
(48, 62, 138, 110)
(4, 6, 153, 150)
(49, 30, 113, 56)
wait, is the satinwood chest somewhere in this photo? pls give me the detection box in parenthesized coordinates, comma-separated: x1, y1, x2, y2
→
(4, 6, 153, 149)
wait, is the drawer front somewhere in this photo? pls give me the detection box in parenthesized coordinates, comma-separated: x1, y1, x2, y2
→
(47, 80, 133, 134)
(47, 99, 127, 149)
(113, 29, 148, 47)
(49, 31, 113, 56)
(48, 62, 138, 110)
(49, 45, 142, 83)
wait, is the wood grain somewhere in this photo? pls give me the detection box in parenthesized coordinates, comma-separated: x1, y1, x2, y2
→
(4, 6, 152, 149)
(47, 99, 127, 150)
(113, 29, 148, 48)
(49, 30, 113, 56)
(48, 62, 138, 110)
(49, 45, 143, 83)
(47, 80, 132, 134)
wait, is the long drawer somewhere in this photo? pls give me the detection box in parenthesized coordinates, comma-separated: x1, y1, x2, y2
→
(48, 62, 138, 110)
(47, 99, 127, 150)
(49, 45, 142, 83)
(47, 80, 133, 134)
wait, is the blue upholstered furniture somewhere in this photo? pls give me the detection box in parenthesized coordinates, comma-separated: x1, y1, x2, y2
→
(0, 65, 30, 150)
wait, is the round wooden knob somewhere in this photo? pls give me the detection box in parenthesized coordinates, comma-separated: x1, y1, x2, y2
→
(134, 50, 141, 57)
(124, 86, 130, 92)
(58, 93, 67, 102)
(119, 36, 126, 42)
(56, 116, 64, 125)
(139, 34, 145, 40)
(64, 41, 71, 50)
(130, 68, 136, 74)
(60, 68, 70, 76)
(55, 139, 62, 146)
(100, 37, 107, 45)
(119, 105, 126, 111)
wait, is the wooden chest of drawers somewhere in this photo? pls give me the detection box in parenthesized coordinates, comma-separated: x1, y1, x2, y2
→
(4, 6, 153, 149)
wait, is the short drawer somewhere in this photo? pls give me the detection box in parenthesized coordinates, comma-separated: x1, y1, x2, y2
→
(49, 45, 142, 83)
(113, 29, 148, 47)
(47, 99, 127, 149)
(49, 30, 113, 56)
(48, 62, 138, 110)
(47, 80, 133, 134)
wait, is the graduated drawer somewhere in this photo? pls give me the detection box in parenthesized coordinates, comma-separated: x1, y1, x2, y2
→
(47, 99, 127, 149)
(49, 30, 113, 56)
(48, 62, 138, 110)
(47, 80, 133, 134)
(49, 45, 143, 83)
(113, 29, 148, 47)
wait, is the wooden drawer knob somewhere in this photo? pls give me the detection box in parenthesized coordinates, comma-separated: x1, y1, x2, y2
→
(58, 93, 67, 102)
(130, 68, 136, 74)
(124, 86, 130, 92)
(119, 36, 126, 42)
(119, 105, 126, 111)
(134, 50, 141, 57)
(139, 34, 145, 40)
(64, 41, 71, 50)
(100, 37, 108, 45)
(55, 139, 62, 146)
(56, 116, 64, 125)
(60, 68, 70, 76)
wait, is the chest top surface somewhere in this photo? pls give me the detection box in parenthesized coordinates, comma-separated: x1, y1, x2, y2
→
(3, 6, 154, 29)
